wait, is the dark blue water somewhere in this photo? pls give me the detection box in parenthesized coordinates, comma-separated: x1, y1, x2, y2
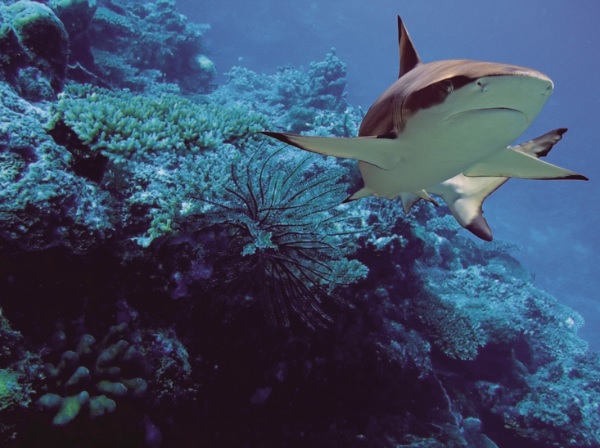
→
(180, 0, 600, 348)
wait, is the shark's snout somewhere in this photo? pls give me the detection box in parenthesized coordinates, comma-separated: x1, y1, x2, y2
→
(476, 72, 553, 95)
(468, 73, 554, 122)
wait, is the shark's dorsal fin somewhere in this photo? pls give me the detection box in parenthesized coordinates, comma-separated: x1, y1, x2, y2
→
(398, 16, 421, 78)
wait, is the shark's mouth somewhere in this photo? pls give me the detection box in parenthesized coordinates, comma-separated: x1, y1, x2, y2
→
(477, 107, 521, 112)
(445, 107, 529, 126)
(451, 107, 526, 119)
(468, 107, 522, 113)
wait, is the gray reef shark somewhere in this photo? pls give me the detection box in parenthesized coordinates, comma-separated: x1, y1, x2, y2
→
(261, 16, 587, 241)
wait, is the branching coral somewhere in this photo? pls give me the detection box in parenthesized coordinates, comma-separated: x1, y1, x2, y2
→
(47, 85, 269, 164)
(307, 48, 348, 112)
(210, 50, 360, 136)
(0, 368, 28, 413)
(410, 291, 486, 361)
(197, 145, 367, 328)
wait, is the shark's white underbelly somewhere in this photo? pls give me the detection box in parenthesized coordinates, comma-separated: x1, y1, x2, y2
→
(359, 108, 529, 196)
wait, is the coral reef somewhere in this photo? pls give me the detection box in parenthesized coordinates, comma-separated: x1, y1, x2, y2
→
(412, 206, 588, 363)
(45, 84, 269, 246)
(48, 85, 268, 163)
(0, 2, 597, 447)
(0, 0, 214, 96)
(0, 0, 70, 99)
(0, 308, 38, 444)
(307, 49, 348, 112)
(86, 0, 214, 92)
(0, 81, 115, 253)
(212, 49, 361, 136)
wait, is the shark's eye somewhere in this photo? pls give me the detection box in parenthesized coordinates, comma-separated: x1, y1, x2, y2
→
(441, 79, 454, 93)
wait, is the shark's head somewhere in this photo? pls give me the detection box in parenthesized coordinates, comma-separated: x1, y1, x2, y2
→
(360, 18, 554, 144)
(398, 60, 553, 133)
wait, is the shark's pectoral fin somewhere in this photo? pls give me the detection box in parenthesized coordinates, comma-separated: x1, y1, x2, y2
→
(463, 146, 588, 180)
(260, 131, 402, 170)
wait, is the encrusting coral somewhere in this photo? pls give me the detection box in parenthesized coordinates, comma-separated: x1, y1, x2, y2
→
(0, 81, 116, 253)
(48, 0, 97, 41)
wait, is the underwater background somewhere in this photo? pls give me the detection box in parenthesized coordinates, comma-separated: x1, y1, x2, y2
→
(0, 0, 599, 447)
(185, 0, 600, 348)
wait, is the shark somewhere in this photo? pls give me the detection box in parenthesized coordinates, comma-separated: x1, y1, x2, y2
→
(261, 16, 587, 241)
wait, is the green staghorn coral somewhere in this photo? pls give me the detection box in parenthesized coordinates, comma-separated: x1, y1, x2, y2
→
(47, 85, 269, 163)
